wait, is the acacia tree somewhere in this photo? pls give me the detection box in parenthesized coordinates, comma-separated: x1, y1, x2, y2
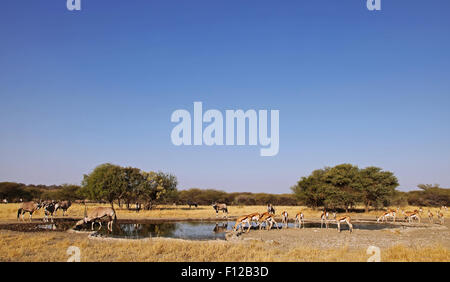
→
(80, 164, 178, 210)
(323, 164, 361, 212)
(139, 171, 178, 209)
(291, 168, 330, 209)
(80, 163, 127, 208)
(359, 167, 399, 212)
(292, 164, 399, 211)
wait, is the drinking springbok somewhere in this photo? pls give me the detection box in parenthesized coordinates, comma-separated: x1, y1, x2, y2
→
(17, 201, 42, 221)
(334, 214, 353, 233)
(233, 215, 252, 233)
(246, 212, 261, 228)
(403, 211, 420, 223)
(55, 200, 72, 216)
(377, 210, 396, 223)
(75, 207, 117, 231)
(281, 211, 289, 228)
(294, 211, 304, 228)
(212, 202, 228, 218)
(258, 212, 279, 231)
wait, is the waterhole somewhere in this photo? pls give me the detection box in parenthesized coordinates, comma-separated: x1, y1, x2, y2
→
(81, 221, 401, 240)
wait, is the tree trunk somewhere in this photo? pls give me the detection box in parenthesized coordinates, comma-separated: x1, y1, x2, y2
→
(365, 201, 370, 213)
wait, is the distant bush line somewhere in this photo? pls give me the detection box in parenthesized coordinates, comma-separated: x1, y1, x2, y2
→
(1, 181, 448, 208)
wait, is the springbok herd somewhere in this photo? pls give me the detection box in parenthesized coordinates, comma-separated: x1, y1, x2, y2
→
(12, 201, 448, 234)
(228, 204, 447, 234)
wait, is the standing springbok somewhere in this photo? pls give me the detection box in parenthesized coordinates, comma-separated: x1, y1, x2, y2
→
(294, 211, 304, 228)
(17, 201, 42, 221)
(212, 202, 228, 218)
(55, 200, 72, 216)
(267, 204, 275, 215)
(427, 210, 434, 223)
(75, 207, 117, 231)
(437, 210, 445, 225)
(320, 210, 329, 229)
(334, 214, 353, 233)
(281, 211, 289, 228)
(258, 212, 279, 231)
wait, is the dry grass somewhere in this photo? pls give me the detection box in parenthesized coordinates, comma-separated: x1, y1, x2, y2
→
(0, 230, 448, 262)
(2, 203, 446, 222)
(1, 203, 448, 262)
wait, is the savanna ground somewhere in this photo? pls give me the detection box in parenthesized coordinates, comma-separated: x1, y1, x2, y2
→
(0, 203, 449, 262)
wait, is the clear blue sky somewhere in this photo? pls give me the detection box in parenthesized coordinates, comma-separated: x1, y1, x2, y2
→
(1, 0, 449, 193)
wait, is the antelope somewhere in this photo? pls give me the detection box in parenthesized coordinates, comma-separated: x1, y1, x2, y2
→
(294, 211, 304, 228)
(334, 214, 353, 233)
(55, 200, 72, 216)
(43, 201, 57, 223)
(320, 210, 329, 229)
(75, 207, 117, 231)
(246, 212, 261, 228)
(17, 201, 42, 221)
(427, 210, 434, 223)
(281, 211, 289, 228)
(258, 212, 279, 231)
(437, 210, 444, 225)
(233, 215, 252, 233)
(377, 210, 396, 223)
(187, 201, 198, 209)
(212, 202, 228, 218)
(267, 204, 275, 215)
(403, 211, 420, 223)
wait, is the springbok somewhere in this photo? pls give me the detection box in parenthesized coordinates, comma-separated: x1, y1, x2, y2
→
(267, 204, 275, 215)
(403, 211, 420, 223)
(427, 210, 434, 223)
(437, 210, 445, 225)
(75, 207, 117, 231)
(258, 212, 279, 231)
(233, 215, 252, 233)
(212, 202, 228, 218)
(334, 214, 353, 233)
(377, 210, 396, 223)
(320, 210, 329, 229)
(294, 211, 304, 228)
(17, 201, 42, 221)
(246, 212, 261, 228)
(281, 211, 289, 228)
(55, 200, 72, 216)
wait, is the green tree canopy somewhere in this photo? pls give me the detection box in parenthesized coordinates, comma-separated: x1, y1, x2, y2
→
(291, 164, 399, 211)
